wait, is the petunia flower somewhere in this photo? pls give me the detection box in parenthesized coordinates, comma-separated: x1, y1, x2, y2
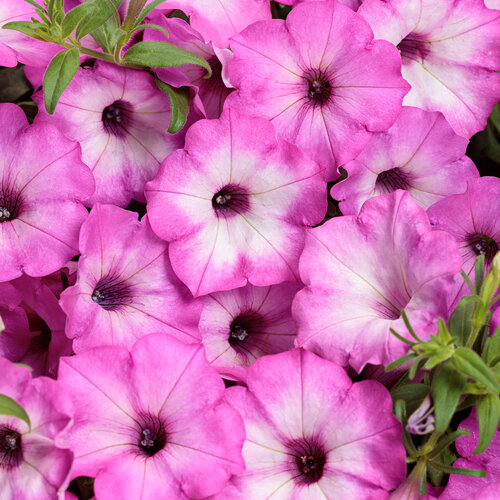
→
(427, 177, 500, 309)
(60, 204, 201, 353)
(331, 106, 479, 214)
(200, 282, 301, 382)
(145, 107, 326, 297)
(33, 61, 183, 207)
(0, 273, 72, 378)
(226, 0, 410, 180)
(464, 483, 500, 500)
(216, 348, 406, 499)
(358, 0, 500, 138)
(0, 0, 61, 68)
(439, 409, 500, 500)
(58, 333, 245, 500)
(279, 0, 362, 9)
(145, 13, 234, 119)
(151, 0, 271, 48)
(0, 103, 94, 282)
(293, 190, 462, 372)
(0, 358, 73, 499)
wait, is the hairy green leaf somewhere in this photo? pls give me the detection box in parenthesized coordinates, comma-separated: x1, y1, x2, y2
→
(391, 383, 429, 406)
(131, 23, 169, 39)
(429, 460, 486, 477)
(134, 0, 168, 27)
(475, 255, 485, 294)
(43, 47, 80, 114)
(155, 79, 190, 133)
(75, 0, 124, 40)
(484, 323, 500, 366)
(448, 296, 481, 346)
(429, 429, 470, 460)
(2, 21, 46, 40)
(432, 361, 467, 432)
(474, 394, 500, 455)
(452, 347, 500, 394)
(0, 394, 31, 430)
(61, 3, 95, 38)
(386, 353, 416, 372)
(122, 41, 211, 76)
(24, 0, 46, 11)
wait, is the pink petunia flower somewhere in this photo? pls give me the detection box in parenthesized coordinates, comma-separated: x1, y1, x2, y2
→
(145, 107, 326, 297)
(33, 61, 183, 207)
(217, 349, 406, 498)
(294, 190, 462, 372)
(59, 333, 245, 500)
(331, 106, 479, 214)
(200, 282, 301, 382)
(151, 0, 271, 48)
(0, 103, 94, 282)
(0, 0, 61, 68)
(280, 0, 362, 9)
(0, 358, 73, 499)
(226, 0, 410, 180)
(60, 204, 201, 353)
(145, 13, 234, 119)
(439, 409, 500, 500)
(427, 177, 500, 309)
(358, 0, 500, 138)
(0, 273, 72, 378)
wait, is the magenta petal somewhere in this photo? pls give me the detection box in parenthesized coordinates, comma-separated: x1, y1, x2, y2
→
(59, 333, 244, 499)
(219, 349, 405, 498)
(146, 107, 326, 296)
(227, 0, 409, 178)
(0, 358, 73, 499)
(331, 106, 479, 214)
(295, 190, 461, 371)
(0, 104, 94, 282)
(359, 0, 500, 137)
(60, 204, 201, 351)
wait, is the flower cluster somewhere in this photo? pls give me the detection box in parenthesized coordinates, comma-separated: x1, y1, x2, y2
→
(0, 1, 499, 499)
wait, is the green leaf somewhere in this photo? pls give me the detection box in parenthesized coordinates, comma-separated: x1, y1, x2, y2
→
(155, 79, 190, 133)
(389, 327, 415, 346)
(14, 363, 33, 372)
(43, 48, 80, 114)
(474, 393, 500, 455)
(122, 41, 211, 76)
(432, 361, 467, 432)
(134, 0, 168, 27)
(394, 399, 406, 423)
(47, 0, 56, 19)
(391, 383, 429, 406)
(484, 323, 500, 366)
(2, 21, 46, 40)
(0, 394, 31, 430)
(429, 429, 470, 460)
(409, 356, 425, 380)
(386, 353, 416, 372)
(131, 23, 169, 39)
(448, 296, 481, 346)
(24, 0, 46, 11)
(461, 270, 476, 294)
(401, 309, 423, 342)
(429, 460, 486, 477)
(475, 255, 485, 294)
(60, 3, 95, 38)
(452, 347, 500, 394)
(75, 0, 124, 40)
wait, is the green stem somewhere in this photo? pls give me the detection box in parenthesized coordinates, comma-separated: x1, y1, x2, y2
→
(419, 432, 441, 457)
(122, 0, 147, 31)
(466, 324, 481, 349)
